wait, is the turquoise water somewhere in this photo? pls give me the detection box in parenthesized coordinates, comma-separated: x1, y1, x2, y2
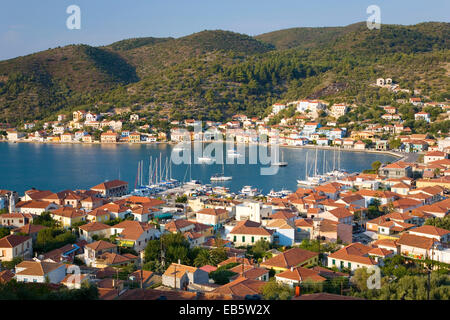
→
(0, 142, 397, 194)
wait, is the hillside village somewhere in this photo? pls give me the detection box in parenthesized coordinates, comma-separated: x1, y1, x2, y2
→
(1, 78, 449, 160)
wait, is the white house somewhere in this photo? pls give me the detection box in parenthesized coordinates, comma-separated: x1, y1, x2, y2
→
(15, 261, 66, 284)
(235, 201, 272, 223)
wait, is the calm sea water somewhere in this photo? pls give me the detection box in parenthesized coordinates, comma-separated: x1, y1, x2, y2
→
(0, 142, 397, 195)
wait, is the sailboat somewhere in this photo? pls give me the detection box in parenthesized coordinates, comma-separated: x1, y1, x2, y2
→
(210, 162, 232, 181)
(297, 149, 325, 186)
(272, 149, 288, 167)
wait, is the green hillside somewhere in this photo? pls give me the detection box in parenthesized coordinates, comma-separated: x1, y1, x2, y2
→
(0, 22, 448, 124)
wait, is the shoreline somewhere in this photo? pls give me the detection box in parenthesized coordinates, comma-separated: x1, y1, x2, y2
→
(0, 139, 403, 160)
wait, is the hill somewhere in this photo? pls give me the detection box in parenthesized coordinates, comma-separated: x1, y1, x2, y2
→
(0, 22, 448, 124)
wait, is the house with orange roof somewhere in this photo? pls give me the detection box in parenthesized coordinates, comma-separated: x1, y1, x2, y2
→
(79, 222, 112, 242)
(378, 162, 413, 178)
(0, 234, 33, 261)
(275, 266, 326, 287)
(397, 233, 439, 261)
(327, 243, 380, 271)
(10, 223, 47, 242)
(416, 176, 450, 189)
(227, 220, 274, 246)
(382, 198, 423, 214)
(86, 207, 110, 223)
(95, 252, 138, 268)
(391, 182, 411, 195)
(260, 247, 318, 272)
(229, 265, 269, 282)
(111, 220, 161, 252)
(265, 219, 296, 246)
(321, 207, 353, 225)
(356, 189, 399, 207)
(49, 207, 87, 228)
(162, 263, 209, 290)
(84, 240, 118, 267)
(15, 200, 58, 215)
(91, 179, 129, 198)
(15, 260, 66, 284)
(0, 213, 34, 228)
(424, 151, 448, 164)
(371, 239, 399, 254)
(314, 182, 343, 200)
(195, 208, 229, 229)
(212, 276, 265, 298)
(408, 225, 449, 243)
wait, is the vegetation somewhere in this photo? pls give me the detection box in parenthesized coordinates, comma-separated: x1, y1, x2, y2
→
(0, 23, 448, 125)
(424, 216, 450, 231)
(0, 280, 99, 300)
(261, 279, 294, 300)
(35, 228, 76, 253)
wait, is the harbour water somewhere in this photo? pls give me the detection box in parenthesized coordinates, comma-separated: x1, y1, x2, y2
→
(0, 142, 398, 194)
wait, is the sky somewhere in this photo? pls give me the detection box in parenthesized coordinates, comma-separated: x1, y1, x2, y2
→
(0, 0, 448, 60)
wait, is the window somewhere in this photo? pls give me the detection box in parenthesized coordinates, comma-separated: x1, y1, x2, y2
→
(24, 278, 28, 282)
(251, 236, 255, 243)
(340, 261, 344, 268)
(33, 279, 37, 283)
(332, 259, 335, 265)
(242, 236, 245, 242)
(233, 236, 236, 242)
(348, 262, 351, 268)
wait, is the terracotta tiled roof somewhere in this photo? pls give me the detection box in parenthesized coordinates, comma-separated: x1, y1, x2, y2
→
(397, 233, 436, 250)
(218, 257, 253, 267)
(229, 220, 273, 236)
(212, 276, 265, 297)
(197, 208, 228, 216)
(328, 243, 376, 266)
(260, 248, 318, 269)
(409, 225, 449, 237)
(79, 221, 111, 232)
(91, 180, 128, 190)
(85, 240, 117, 251)
(15, 261, 63, 276)
(50, 207, 86, 219)
(114, 220, 154, 241)
(276, 266, 326, 282)
(0, 234, 31, 248)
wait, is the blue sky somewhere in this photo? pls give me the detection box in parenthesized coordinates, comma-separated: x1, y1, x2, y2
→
(0, 0, 448, 60)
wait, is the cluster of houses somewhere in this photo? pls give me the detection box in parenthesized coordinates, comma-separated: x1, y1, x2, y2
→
(2, 92, 449, 156)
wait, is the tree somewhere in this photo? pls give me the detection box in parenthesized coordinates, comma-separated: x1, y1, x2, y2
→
(371, 161, 382, 172)
(261, 279, 293, 300)
(424, 216, 450, 231)
(193, 249, 211, 267)
(209, 269, 237, 285)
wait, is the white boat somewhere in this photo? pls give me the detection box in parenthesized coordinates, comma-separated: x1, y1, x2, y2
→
(211, 174, 232, 181)
(212, 186, 231, 194)
(272, 150, 288, 167)
(240, 186, 260, 197)
(172, 146, 186, 152)
(198, 156, 215, 164)
(267, 188, 292, 198)
(211, 163, 232, 181)
(227, 149, 242, 158)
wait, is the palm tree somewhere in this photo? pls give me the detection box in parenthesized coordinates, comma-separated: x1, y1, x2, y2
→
(193, 249, 211, 267)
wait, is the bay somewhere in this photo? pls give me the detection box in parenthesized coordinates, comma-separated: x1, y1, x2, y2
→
(0, 142, 398, 195)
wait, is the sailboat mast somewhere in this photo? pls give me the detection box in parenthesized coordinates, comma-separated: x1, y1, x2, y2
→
(159, 153, 162, 184)
(305, 151, 308, 180)
(314, 147, 318, 177)
(322, 150, 325, 175)
(165, 157, 169, 181)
